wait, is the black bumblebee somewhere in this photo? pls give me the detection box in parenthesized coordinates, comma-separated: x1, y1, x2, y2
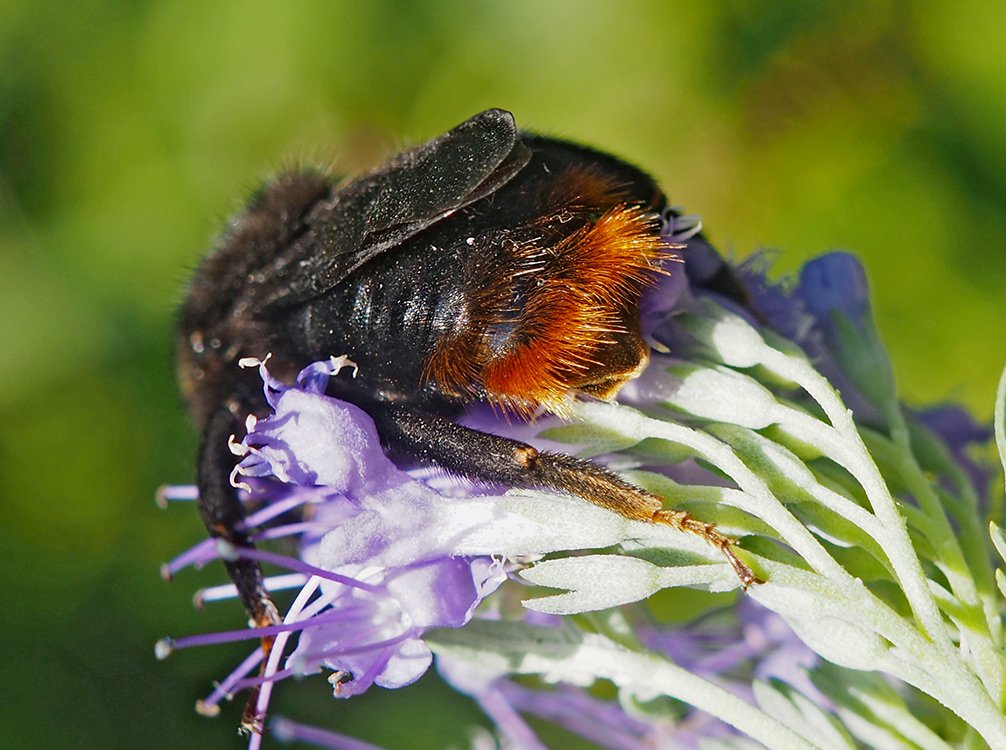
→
(177, 109, 756, 699)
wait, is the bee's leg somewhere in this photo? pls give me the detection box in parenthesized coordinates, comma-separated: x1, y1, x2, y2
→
(198, 407, 281, 629)
(197, 407, 281, 731)
(367, 402, 760, 587)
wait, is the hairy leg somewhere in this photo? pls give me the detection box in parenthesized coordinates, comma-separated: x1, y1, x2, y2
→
(367, 401, 759, 587)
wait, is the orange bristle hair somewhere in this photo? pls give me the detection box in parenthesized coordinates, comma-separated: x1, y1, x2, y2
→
(424, 166, 672, 417)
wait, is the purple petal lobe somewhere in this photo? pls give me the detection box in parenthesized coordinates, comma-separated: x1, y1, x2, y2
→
(797, 252, 871, 327)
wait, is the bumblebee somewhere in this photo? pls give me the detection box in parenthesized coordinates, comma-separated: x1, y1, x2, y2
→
(177, 109, 756, 684)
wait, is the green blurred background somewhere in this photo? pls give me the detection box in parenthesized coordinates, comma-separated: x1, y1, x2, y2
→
(3, 2, 1005, 748)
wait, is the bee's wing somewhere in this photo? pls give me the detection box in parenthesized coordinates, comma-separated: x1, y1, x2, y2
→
(261, 108, 530, 310)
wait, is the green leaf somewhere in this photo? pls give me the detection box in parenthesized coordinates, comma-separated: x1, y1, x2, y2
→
(520, 555, 730, 614)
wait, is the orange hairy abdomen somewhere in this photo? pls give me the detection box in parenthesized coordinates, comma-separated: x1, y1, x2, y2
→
(424, 176, 670, 417)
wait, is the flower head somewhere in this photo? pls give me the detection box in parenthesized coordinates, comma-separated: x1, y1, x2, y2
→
(161, 220, 1006, 749)
(160, 356, 509, 739)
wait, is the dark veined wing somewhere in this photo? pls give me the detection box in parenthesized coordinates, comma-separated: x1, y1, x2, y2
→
(259, 108, 532, 311)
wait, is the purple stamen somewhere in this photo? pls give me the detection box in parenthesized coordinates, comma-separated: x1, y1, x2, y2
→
(198, 647, 265, 714)
(338, 646, 394, 696)
(164, 604, 371, 651)
(233, 664, 300, 692)
(162, 537, 219, 578)
(270, 717, 387, 750)
(156, 484, 198, 506)
(233, 547, 385, 594)
(253, 521, 328, 543)
(195, 574, 309, 605)
(242, 493, 319, 526)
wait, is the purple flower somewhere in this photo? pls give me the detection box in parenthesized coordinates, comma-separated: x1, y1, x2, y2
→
(161, 219, 997, 749)
(159, 357, 506, 745)
(286, 556, 504, 697)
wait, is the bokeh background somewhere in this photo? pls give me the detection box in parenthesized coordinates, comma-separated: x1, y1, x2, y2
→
(3, 2, 1006, 748)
